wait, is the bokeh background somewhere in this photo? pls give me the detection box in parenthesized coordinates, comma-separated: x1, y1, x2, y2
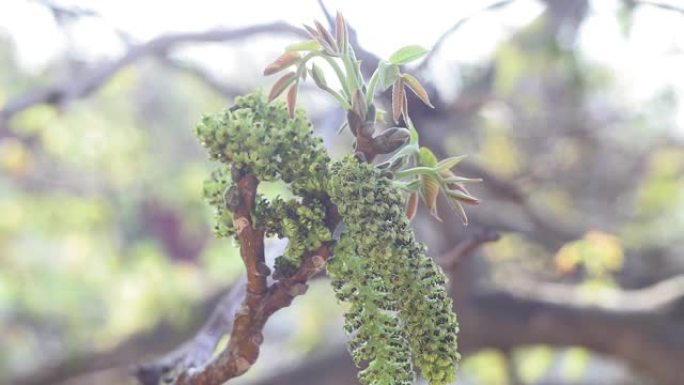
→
(1, 1, 684, 384)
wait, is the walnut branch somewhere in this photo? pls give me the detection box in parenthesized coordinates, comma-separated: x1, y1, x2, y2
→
(173, 171, 264, 384)
(136, 101, 380, 384)
(134, 282, 246, 385)
(137, 163, 338, 385)
(231, 172, 268, 298)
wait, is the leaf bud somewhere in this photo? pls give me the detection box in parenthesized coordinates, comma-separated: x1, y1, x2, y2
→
(372, 127, 410, 154)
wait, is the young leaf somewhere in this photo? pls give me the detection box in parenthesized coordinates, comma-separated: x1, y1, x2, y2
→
(310, 63, 327, 89)
(268, 71, 297, 101)
(303, 24, 321, 40)
(286, 39, 321, 52)
(314, 20, 339, 53)
(446, 196, 469, 225)
(264, 52, 300, 75)
(420, 174, 442, 220)
(441, 175, 482, 184)
(389, 45, 429, 65)
(407, 118, 419, 145)
(377, 61, 400, 91)
(406, 192, 418, 220)
(286, 84, 298, 117)
(372, 127, 410, 154)
(417, 146, 438, 168)
(436, 155, 467, 172)
(346, 109, 364, 136)
(402, 73, 434, 108)
(304, 24, 336, 55)
(335, 12, 347, 53)
(391, 78, 405, 124)
(445, 188, 480, 205)
(402, 86, 409, 123)
(352, 89, 367, 120)
(446, 179, 472, 195)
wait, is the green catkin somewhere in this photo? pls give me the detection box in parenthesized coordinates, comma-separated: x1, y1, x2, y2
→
(254, 196, 331, 275)
(328, 234, 414, 385)
(202, 166, 235, 238)
(328, 156, 460, 385)
(196, 92, 331, 275)
(196, 92, 460, 385)
(195, 92, 329, 195)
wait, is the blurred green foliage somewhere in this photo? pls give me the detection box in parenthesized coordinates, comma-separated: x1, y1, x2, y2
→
(0, 44, 246, 376)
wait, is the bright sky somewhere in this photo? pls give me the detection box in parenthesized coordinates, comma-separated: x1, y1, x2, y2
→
(0, 0, 683, 130)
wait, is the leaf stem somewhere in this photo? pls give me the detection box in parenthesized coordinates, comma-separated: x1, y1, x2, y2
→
(321, 56, 351, 99)
(394, 166, 438, 179)
(322, 86, 351, 110)
(366, 68, 380, 107)
(341, 54, 360, 94)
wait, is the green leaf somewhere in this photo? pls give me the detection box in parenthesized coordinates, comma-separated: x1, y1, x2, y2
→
(286, 84, 298, 118)
(389, 45, 429, 65)
(444, 188, 479, 205)
(286, 39, 321, 52)
(314, 20, 339, 53)
(436, 155, 467, 172)
(391, 79, 405, 124)
(377, 61, 400, 91)
(405, 192, 418, 220)
(402, 73, 434, 108)
(420, 174, 441, 220)
(441, 175, 482, 184)
(310, 63, 327, 89)
(335, 12, 348, 53)
(268, 72, 297, 101)
(417, 147, 438, 168)
(407, 118, 419, 146)
(446, 196, 469, 225)
(264, 52, 301, 76)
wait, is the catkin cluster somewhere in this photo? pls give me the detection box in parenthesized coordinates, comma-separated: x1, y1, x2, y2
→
(328, 234, 415, 385)
(254, 196, 331, 276)
(195, 92, 329, 195)
(196, 93, 460, 385)
(327, 156, 460, 385)
(196, 92, 331, 276)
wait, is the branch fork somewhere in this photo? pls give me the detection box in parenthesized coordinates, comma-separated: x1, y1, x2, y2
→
(137, 168, 335, 385)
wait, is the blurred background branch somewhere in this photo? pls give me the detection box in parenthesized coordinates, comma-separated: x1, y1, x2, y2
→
(0, 22, 306, 129)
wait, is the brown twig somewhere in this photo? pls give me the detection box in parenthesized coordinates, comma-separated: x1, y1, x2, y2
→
(172, 246, 332, 385)
(169, 130, 376, 385)
(136, 97, 382, 384)
(134, 282, 246, 385)
(136, 163, 340, 385)
(158, 171, 271, 385)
